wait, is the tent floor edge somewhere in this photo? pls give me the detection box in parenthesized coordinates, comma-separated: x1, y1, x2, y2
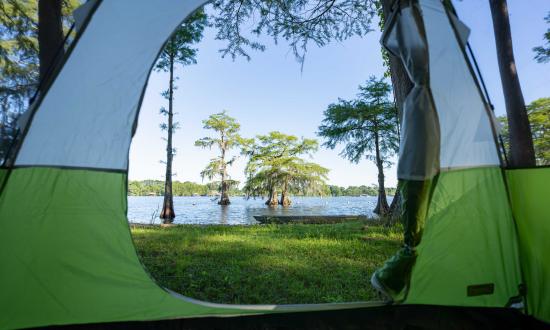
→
(40, 305, 545, 330)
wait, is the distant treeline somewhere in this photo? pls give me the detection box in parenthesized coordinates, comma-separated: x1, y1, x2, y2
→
(129, 180, 396, 197)
(128, 180, 243, 197)
(328, 185, 397, 197)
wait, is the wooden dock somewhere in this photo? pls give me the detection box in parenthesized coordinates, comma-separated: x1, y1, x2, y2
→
(253, 215, 370, 224)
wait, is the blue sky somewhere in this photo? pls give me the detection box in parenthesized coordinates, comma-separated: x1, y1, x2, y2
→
(129, 0, 550, 187)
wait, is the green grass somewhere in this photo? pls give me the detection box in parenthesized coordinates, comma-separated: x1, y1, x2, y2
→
(131, 220, 402, 305)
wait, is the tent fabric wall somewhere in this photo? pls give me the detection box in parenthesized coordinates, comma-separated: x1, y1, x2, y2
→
(383, 0, 521, 307)
(0, 167, 377, 329)
(0, 1, 378, 329)
(0, 0, 545, 328)
(422, 0, 500, 170)
(506, 167, 550, 323)
(15, 0, 211, 170)
(405, 167, 521, 306)
(383, 2, 440, 181)
(0, 1, 263, 328)
(383, 0, 500, 181)
(0, 167, 249, 329)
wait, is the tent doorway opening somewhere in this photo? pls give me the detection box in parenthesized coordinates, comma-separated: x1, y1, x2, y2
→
(127, 2, 399, 306)
(2, 1, 549, 329)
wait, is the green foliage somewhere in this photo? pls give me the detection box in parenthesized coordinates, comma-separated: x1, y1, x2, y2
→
(319, 76, 398, 215)
(155, 9, 207, 139)
(195, 111, 242, 149)
(155, 9, 207, 72)
(128, 180, 398, 197)
(318, 76, 399, 165)
(0, 0, 79, 106)
(195, 111, 244, 179)
(155, 10, 207, 219)
(198, 160, 223, 182)
(132, 220, 402, 304)
(374, 0, 391, 78)
(528, 98, 550, 165)
(156, 9, 207, 141)
(210, 0, 377, 63)
(0, 0, 79, 162)
(243, 131, 329, 201)
(128, 180, 243, 197)
(500, 98, 550, 166)
(195, 111, 246, 202)
(129, 180, 165, 196)
(1, 0, 38, 112)
(533, 12, 550, 63)
(328, 184, 397, 197)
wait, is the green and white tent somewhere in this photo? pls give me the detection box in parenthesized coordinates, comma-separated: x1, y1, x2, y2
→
(0, 0, 548, 329)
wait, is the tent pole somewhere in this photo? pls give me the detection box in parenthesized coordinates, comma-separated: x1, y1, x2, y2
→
(446, 0, 510, 166)
(465, 42, 510, 166)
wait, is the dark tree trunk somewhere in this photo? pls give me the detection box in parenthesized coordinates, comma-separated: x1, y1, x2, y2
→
(38, 0, 64, 84)
(160, 55, 176, 223)
(489, 0, 536, 167)
(219, 181, 230, 205)
(0, 101, 7, 141)
(373, 129, 390, 216)
(266, 186, 278, 206)
(380, 0, 413, 220)
(279, 180, 291, 206)
(0, 102, 7, 161)
(386, 181, 402, 226)
(380, 0, 414, 121)
(374, 164, 390, 217)
(219, 143, 231, 205)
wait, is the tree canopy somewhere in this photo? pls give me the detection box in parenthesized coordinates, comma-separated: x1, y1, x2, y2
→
(0, 0, 79, 163)
(195, 111, 246, 205)
(155, 9, 207, 72)
(211, 0, 377, 63)
(499, 97, 550, 166)
(0, 0, 79, 107)
(318, 76, 398, 165)
(527, 98, 550, 165)
(243, 131, 328, 206)
(1, 1, 39, 114)
(533, 12, 550, 63)
(128, 180, 243, 197)
(318, 76, 398, 215)
(156, 9, 208, 222)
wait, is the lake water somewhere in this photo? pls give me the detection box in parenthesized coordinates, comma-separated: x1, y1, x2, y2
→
(128, 196, 391, 225)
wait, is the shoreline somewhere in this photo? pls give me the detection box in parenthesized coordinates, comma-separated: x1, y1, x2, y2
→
(129, 215, 382, 228)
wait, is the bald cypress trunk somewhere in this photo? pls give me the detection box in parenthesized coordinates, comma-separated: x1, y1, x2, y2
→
(219, 141, 230, 205)
(266, 185, 278, 206)
(279, 180, 291, 206)
(373, 129, 389, 216)
(160, 54, 176, 223)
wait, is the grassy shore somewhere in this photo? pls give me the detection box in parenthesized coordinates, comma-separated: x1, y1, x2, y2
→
(131, 220, 402, 304)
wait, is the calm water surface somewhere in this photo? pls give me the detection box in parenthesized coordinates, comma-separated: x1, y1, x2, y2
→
(128, 196, 391, 225)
